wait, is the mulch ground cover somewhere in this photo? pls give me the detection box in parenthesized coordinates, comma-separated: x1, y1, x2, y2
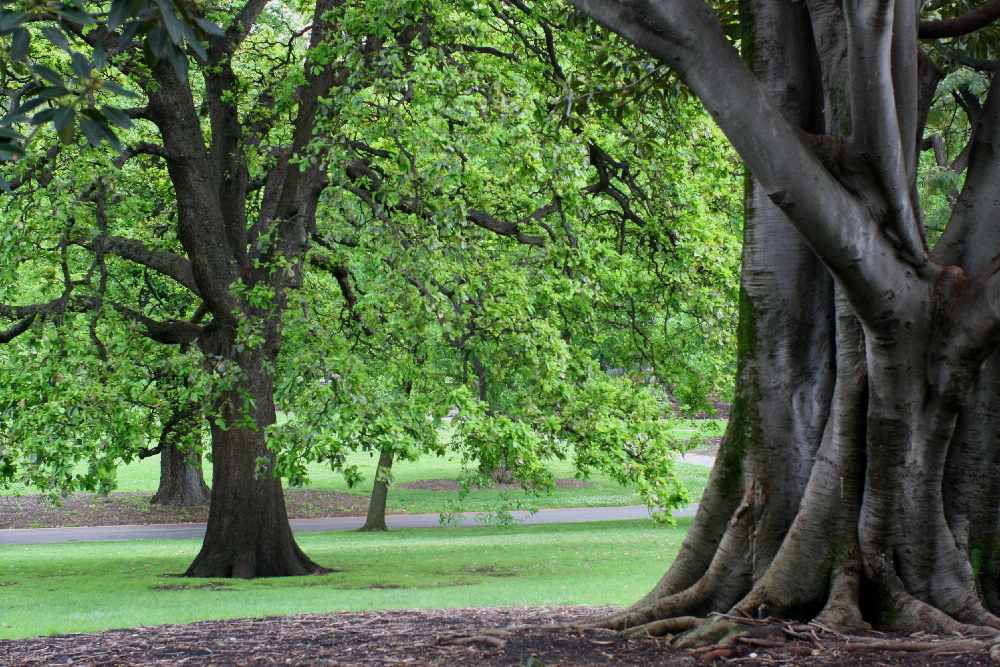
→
(1, 606, 997, 666)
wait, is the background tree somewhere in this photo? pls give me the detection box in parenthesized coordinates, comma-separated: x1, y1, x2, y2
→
(1, 0, 738, 576)
(571, 0, 1000, 644)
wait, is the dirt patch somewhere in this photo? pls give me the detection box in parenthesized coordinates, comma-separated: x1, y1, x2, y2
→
(0, 606, 993, 666)
(399, 478, 594, 491)
(0, 487, 370, 529)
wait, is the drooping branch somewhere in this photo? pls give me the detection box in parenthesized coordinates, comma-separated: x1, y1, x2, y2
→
(307, 251, 376, 336)
(919, 0, 1000, 39)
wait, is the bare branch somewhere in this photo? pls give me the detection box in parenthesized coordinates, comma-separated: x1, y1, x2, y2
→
(0, 314, 37, 344)
(78, 236, 199, 295)
(919, 0, 1000, 39)
(105, 300, 202, 345)
(933, 71, 1000, 270)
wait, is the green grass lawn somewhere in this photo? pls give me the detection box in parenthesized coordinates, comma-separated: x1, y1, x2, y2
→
(0, 518, 691, 639)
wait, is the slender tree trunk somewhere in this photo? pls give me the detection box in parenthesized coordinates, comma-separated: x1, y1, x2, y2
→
(150, 408, 210, 507)
(357, 448, 394, 532)
(184, 328, 325, 578)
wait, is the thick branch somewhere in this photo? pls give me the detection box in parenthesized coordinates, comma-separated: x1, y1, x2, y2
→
(466, 210, 547, 246)
(570, 0, 910, 321)
(0, 297, 67, 321)
(934, 70, 1000, 270)
(0, 314, 36, 343)
(107, 302, 202, 345)
(919, 0, 1000, 39)
(842, 0, 926, 263)
(82, 236, 199, 295)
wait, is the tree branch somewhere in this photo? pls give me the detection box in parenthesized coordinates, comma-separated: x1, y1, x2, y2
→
(109, 302, 202, 345)
(570, 0, 913, 319)
(933, 69, 1000, 271)
(0, 314, 37, 344)
(81, 236, 199, 295)
(919, 0, 1000, 39)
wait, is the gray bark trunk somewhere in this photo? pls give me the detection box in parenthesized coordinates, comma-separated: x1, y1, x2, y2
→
(572, 0, 1000, 639)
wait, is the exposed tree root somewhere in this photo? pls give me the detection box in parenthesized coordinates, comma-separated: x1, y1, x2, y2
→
(620, 616, 704, 638)
(888, 589, 1000, 637)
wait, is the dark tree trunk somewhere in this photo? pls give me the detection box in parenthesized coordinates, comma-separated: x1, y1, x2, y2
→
(184, 331, 326, 578)
(572, 0, 1000, 643)
(357, 448, 394, 532)
(150, 411, 210, 507)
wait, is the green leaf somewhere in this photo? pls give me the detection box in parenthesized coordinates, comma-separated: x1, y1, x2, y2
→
(31, 108, 55, 125)
(118, 21, 143, 49)
(0, 141, 24, 160)
(52, 105, 74, 132)
(32, 64, 64, 87)
(166, 43, 188, 82)
(108, 0, 134, 31)
(181, 20, 206, 60)
(54, 109, 76, 145)
(41, 26, 70, 52)
(153, 0, 182, 44)
(35, 85, 70, 101)
(11, 27, 29, 61)
(100, 81, 142, 100)
(0, 11, 27, 32)
(78, 116, 104, 147)
(54, 4, 96, 25)
(101, 105, 132, 129)
(146, 25, 166, 56)
(92, 44, 106, 71)
(70, 51, 90, 79)
(194, 18, 225, 37)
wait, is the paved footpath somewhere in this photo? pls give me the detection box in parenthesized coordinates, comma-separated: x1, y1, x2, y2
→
(0, 504, 701, 545)
(0, 454, 714, 546)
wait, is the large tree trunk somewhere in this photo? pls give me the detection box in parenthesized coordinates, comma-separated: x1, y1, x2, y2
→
(357, 448, 394, 532)
(572, 0, 1000, 644)
(184, 328, 325, 578)
(150, 408, 210, 507)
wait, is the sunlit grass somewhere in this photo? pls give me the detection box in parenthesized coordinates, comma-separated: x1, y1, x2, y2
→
(0, 517, 691, 639)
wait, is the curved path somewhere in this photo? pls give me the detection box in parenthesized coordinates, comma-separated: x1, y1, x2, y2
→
(0, 453, 714, 546)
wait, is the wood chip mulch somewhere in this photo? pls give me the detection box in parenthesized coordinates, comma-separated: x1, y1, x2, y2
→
(2, 606, 997, 666)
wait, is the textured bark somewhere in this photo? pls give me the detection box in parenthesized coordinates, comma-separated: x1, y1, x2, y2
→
(184, 329, 324, 578)
(130, 0, 345, 577)
(572, 0, 1000, 640)
(358, 448, 394, 532)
